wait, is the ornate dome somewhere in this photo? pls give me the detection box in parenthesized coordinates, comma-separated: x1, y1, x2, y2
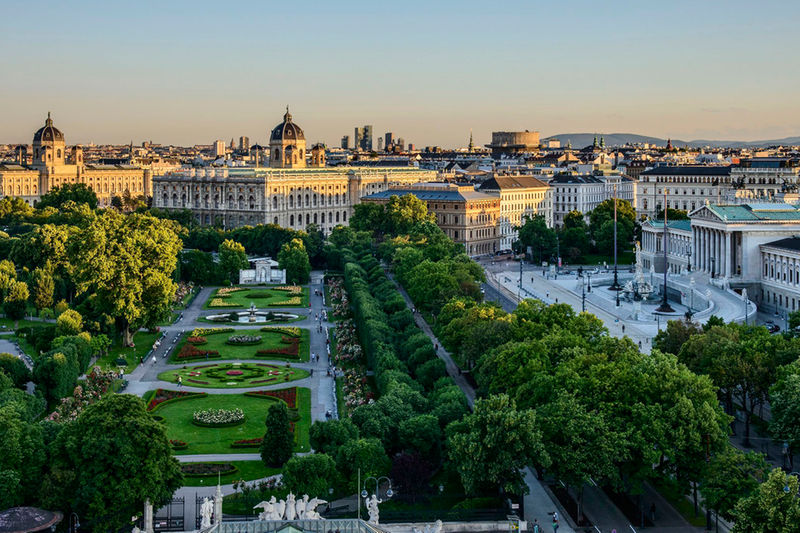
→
(33, 112, 64, 143)
(270, 107, 305, 141)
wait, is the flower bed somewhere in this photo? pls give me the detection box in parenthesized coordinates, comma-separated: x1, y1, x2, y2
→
(180, 462, 238, 477)
(170, 439, 188, 450)
(275, 285, 303, 294)
(245, 387, 297, 408)
(226, 334, 262, 345)
(255, 336, 299, 358)
(192, 407, 245, 427)
(176, 344, 220, 361)
(209, 298, 238, 307)
(187, 378, 210, 385)
(273, 296, 302, 306)
(217, 287, 246, 296)
(147, 389, 208, 411)
(190, 327, 234, 337)
(226, 370, 244, 376)
(260, 326, 301, 338)
(186, 336, 207, 345)
(231, 437, 263, 448)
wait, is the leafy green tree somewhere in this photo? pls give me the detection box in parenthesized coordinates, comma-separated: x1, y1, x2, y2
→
(261, 402, 293, 467)
(0, 196, 34, 221)
(700, 447, 769, 521)
(309, 419, 359, 457)
(303, 223, 326, 267)
(218, 239, 249, 283)
(278, 238, 311, 284)
(42, 394, 182, 532)
(0, 352, 31, 388)
(398, 414, 442, 464)
(37, 183, 99, 210)
(69, 211, 182, 345)
(56, 308, 83, 336)
(589, 198, 636, 253)
(653, 318, 702, 355)
(732, 468, 800, 533)
(335, 438, 391, 485)
(351, 203, 386, 233)
(3, 280, 29, 327)
(29, 267, 54, 314)
(180, 250, 223, 284)
(383, 194, 435, 235)
(770, 365, 800, 465)
(281, 454, 338, 498)
(517, 215, 557, 263)
(90, 334, 112, 357)
(447, 394, 549, 495)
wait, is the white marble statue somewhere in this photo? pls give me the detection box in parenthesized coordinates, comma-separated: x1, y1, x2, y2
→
(432, 519, 443, 533)
(305, 497, 327, 520)
(275, 496, 286, 520)
(200, 497, 214, 528)
(131, 527, 141, 533)
(295, 494, 309, 519)
(366, 494, 382, 525)
(285, 493, 297, 520)
(254, 499, 275, 521)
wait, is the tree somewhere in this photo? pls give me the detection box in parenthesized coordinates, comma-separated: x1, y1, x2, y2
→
(350, 203, 386, 234)
(732, 468, 800, 533)
(42, 394, 182, 531)
(37, 183, 99, 210)
(29, 267, 54, 314)
(335, 438, 391, 485)
(447, 394, 549, 495)
(56, 308, 83, 336)
(309, 419, 359, 457)
(261, 401, 293, 467)
(398, 414, 442, 464)
(278, 238, 311, 284)
(281, 454, 338, 498)
(69, 211, 182, 345)
(770, 366, 800, 467)
(303, 223, 326, 267)
(218, 239, 249, 283)
(517, 215, 557, 263)
(390, 452, 433, 503)
(383, 194, 434, 235)
(3, 280, 29, 327)
(653, 318, 701, 355)
(589, 198, 636, 253)
(0, 352, 31, 388)
(700, 447, 769, 521)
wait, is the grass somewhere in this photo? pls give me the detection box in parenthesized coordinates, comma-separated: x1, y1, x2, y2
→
(0, 317, 46, 331)
(335, 376, 346, 419)
(169, 328, 310, 364)
(204, 286, 310, 309)
(180, 461, 280, 487)
(196, 315, 307, 325)
(9, 334, 36, 357)
(157, 362, 309, 389)
(154, 388, 311, 455)
(94, 331, 161, 371)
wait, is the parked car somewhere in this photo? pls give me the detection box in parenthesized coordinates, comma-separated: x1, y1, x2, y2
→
(765, 321, 780, 333)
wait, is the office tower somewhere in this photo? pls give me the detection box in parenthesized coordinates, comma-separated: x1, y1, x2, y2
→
(213, 140, 226, 157)
(354, 127, 364, 151)
(362, 125, 373, 151)
(397, 137, 405, 151)
(239, 136, 250, 151)
(377, 137, 383, 151)
(341, 135, 350, 149)
(385, 132, 394, 150)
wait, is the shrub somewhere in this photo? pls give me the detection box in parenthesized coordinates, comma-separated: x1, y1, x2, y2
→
(231, 437, 263, 448)
(175, 344, 220, 361)
(192, 408, 245, 427)
(170, 439, 188, 450)
(186, 336, 207, 345)
(190, 327, 234, 337)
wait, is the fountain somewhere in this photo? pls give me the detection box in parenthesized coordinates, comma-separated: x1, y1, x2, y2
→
(248, 302, 257, 322)
(622, 243, 653, 302)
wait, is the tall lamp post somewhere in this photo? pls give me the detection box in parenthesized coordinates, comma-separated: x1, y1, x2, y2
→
(656, 189, 675, 313)
(70, 513, 80, 533)
(609, 183, 621, 291)
(361, 476, 393, 518)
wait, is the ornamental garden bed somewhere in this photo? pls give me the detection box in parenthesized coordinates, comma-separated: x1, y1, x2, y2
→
(204, 286, 310, 309)
(158, 363, 308, 389)
(151, 388, 311, 455)
(180, 462, 238, 477)
(168, 328, 310, 363)
(181, 461, 280, 487)
(145, 389, 208, 411)
(192, 408, 246, 427)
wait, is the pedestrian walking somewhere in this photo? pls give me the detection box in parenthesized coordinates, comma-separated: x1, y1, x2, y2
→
(177, 375, 182, 387)
(531, 519, 539, 533)
(152, 355, 157, 365)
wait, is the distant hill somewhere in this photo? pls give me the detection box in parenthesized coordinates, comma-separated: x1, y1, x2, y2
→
(543, 133, 800, 149)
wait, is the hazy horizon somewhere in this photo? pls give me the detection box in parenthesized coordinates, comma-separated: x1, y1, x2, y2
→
(2, 0, 798, 148)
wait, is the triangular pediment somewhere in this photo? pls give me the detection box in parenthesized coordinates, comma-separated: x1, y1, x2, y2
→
(688, 205, 721, 222)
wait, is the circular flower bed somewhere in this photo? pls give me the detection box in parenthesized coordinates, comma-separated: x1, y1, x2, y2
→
(180, 462, 238, 477)
(192, 407, 245, 427)
(226, 334, 262, 345)
(226, 370, 244, 376)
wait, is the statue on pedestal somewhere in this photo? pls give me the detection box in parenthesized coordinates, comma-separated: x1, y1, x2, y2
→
(366, 494, 382, 525)
(200, 497, 214, 528)
(305, 497, 327, 520)
(285, 493, 297, 520)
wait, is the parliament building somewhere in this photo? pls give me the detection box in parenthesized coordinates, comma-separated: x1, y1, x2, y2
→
(0, 114, 152, 206)
(152, 109, 435, 232)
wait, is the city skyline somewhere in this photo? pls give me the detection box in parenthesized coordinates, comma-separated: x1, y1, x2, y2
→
(1, 0, 799, 147)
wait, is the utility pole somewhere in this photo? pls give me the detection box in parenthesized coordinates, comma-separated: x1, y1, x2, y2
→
(518, 258, 523, 300)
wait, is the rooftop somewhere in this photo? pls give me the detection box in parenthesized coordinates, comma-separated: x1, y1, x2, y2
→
(479, 175, 549, 190)
(761, 236, 800, 252)
(695, 203, 800, 222)
(640, 166, 731, 176)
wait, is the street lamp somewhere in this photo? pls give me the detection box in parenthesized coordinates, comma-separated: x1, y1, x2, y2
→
(656, 189, 675, 314)
(587, 272, 592, 293)
(361, 476, 393, 503)
(609, 183, 621, 292)
(70, 512, 80, 533)
(687, 243, 692, 273)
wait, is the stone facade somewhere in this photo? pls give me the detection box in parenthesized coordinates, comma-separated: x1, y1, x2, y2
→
(478, 174, 552, 249)
(0, 114, 151, 206)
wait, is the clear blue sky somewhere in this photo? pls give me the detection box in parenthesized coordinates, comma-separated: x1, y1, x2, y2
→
(1, 0, 798, 147)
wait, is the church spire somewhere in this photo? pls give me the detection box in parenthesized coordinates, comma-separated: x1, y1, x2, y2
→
(468, 129, 474, 152)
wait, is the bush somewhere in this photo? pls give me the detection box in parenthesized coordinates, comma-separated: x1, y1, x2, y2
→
(192, 408, 245, 427)
(0, 353, 30, 388)
(170, 439, 188, 450)
(226, 334, 262, 345)
(186, 336, 207, 345)
(175, 345, 220, 361)
(180, 463, 237, 477)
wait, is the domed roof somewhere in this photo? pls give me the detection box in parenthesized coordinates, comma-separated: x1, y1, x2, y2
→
(33, 112, 64, 143)
(270, 107, 305, 142)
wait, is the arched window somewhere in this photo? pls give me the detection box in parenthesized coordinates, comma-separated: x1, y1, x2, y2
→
(305, 194, 310, 207)
(274, 217, 278, 224)
(335, 212, 339, 222)
(289, 196, 294, 207)
(306, 213, 310, 225)
(321, 212, 325, 224)
(314, 213, 318, 224)
(273, 197, 278, 209)
(249, 196, 255, 209)
(290, 215, 294, 226)
(274, 149, 279, 160)
(343, 211, 347, 222)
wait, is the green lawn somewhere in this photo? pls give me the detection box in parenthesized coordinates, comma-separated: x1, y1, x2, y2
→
(169, 328, 310, 363)
(0, 317, 46, 331)
(154, 388, 311, 455)
(94, 331, 161, 371)
(181, 461, 280, 487)
(157, 362, 309, 389)
(335, 377, 346, 419)
(204, 286, 310, 309)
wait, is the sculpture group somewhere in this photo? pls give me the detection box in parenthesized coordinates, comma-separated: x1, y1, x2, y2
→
(254, 493, 328, 521)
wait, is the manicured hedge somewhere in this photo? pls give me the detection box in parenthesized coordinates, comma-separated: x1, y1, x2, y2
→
(180, 463, 237, 477)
